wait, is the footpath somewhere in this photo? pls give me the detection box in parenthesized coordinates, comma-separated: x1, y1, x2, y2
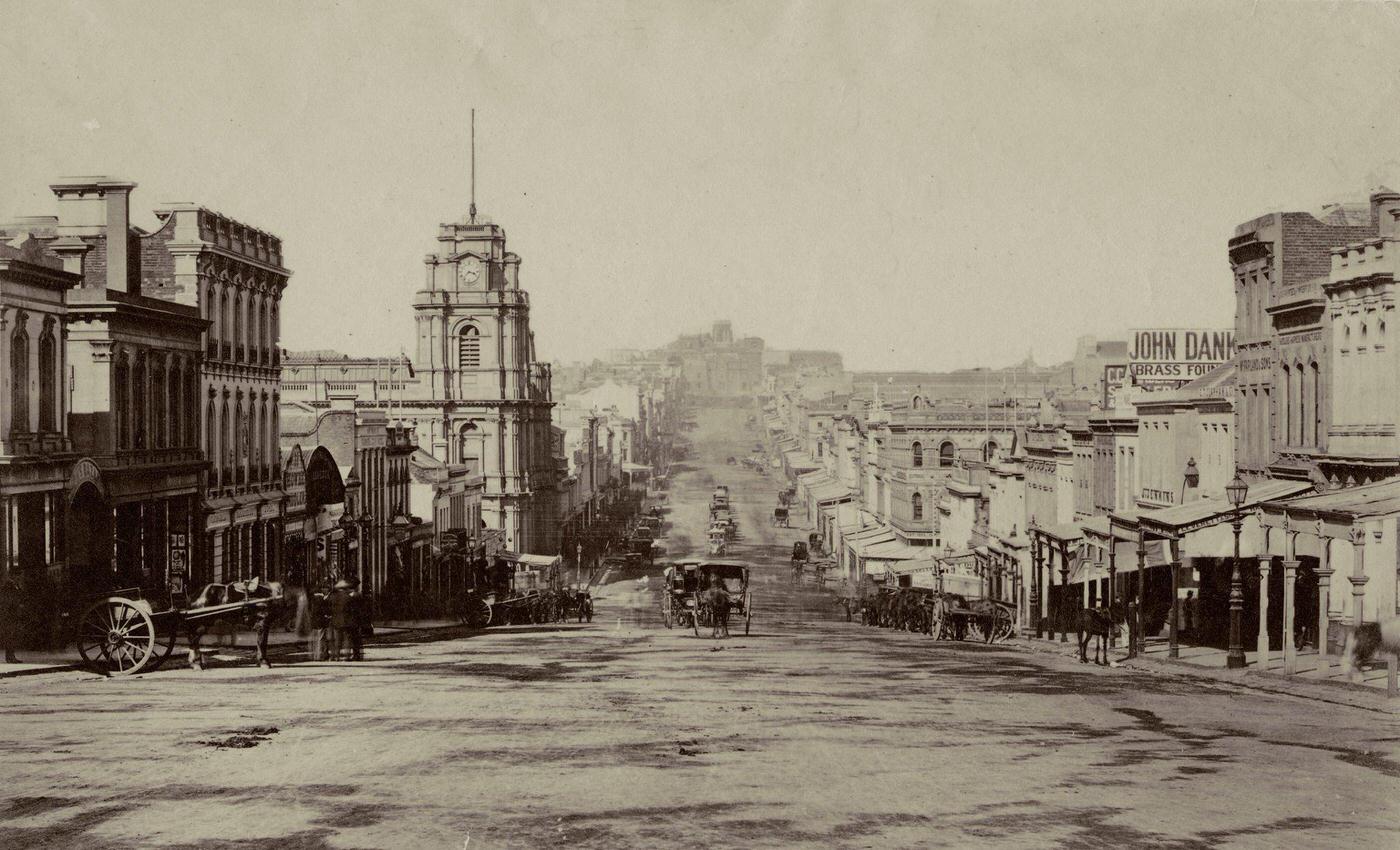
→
(0, 617, 463, 680)
(1014, 631, 1400, 714)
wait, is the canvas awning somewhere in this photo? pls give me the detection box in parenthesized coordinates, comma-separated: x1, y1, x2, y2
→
(1138, 480, 1312, 538)
(784, 451, 819, 473)
(863, 539, 923, 561)
(811, 481, 852, 504)
(508, 553, 561, 569)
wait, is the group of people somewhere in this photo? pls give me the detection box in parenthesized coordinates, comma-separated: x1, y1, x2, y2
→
(303, 577, 372, 662)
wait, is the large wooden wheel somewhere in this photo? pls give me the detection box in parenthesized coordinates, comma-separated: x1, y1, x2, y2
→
(76, 598, 159, 676)
(465, 595, 492, 630)
(691, 599, 702, 636)
(662, 595, 674, 629)
(928, 598, 946, 641)
(986, 604, 1014, 644)
(744, 608, 752, 636)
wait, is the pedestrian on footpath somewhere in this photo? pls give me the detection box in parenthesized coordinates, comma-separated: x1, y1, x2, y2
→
(308, 584, 332, 661)
(1182, 591, 1197, 643)
(329, 579, 355, 661)
(0, 574, 23, 663)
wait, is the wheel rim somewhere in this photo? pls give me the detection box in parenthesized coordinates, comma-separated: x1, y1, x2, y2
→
(77, 599, 156, 676)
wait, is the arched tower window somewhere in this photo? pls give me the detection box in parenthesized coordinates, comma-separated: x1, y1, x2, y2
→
(458, 421, 483, 466)
(912, 441, 923, 468)
(912, 492, 924, 521)
(458, 324, 481, 369)
(10, 318, 29, 435)
(38, 320, 56, 432)
(938, 441, 956, 468)
(207, 398, 217, 478)
(983, 441, 999, 463)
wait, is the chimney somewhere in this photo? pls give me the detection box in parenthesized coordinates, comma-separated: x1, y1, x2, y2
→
(50, 177, 137, 292)
(1371, 187, 1400, 240)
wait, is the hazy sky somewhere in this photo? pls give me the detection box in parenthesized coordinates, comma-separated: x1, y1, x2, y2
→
(3, 1, 1399, 371)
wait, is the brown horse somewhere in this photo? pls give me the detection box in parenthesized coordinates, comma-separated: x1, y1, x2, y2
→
(1078, 604, 1126, 665)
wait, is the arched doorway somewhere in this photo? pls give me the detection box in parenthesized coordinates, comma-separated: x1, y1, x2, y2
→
(67, 482, 113, 595)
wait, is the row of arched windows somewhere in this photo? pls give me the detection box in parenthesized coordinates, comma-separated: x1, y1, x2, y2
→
(111, 348, 198, 451)
(1280, 360, 1321, 449)
(205, 275, 279, 364)
(910, 440, 994, 468)
(8, 314, 59, 437)
(205, 389, 279, 490)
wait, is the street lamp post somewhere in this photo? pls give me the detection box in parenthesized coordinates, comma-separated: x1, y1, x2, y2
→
(1226, 474, 1249, 669)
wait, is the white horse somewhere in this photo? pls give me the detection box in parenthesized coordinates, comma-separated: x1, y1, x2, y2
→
(1340, 618, 1400, 682)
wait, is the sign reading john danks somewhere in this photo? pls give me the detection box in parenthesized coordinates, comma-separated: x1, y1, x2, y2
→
(1128, 329, 1235, 381)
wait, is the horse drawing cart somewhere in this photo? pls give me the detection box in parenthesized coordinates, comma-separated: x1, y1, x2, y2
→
(73, 578, 289, 676)
(924, 570, 1015, 644)
(691, 560, 753, 637)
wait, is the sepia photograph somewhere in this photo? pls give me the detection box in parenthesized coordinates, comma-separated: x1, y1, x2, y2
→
(2, 1, 1400, 847)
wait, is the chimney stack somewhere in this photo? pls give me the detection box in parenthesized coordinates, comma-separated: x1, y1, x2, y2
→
(50, 177, 137, 292)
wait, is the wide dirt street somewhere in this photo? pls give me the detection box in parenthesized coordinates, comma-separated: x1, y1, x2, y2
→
(3, 405, 1400, 849)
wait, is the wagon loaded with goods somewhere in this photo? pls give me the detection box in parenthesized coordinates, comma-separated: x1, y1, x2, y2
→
(859, 571, 1014, 644)
(446, 553, 576, 628)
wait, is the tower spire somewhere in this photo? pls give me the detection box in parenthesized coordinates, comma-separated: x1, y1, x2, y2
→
(469, 108, 477, 224)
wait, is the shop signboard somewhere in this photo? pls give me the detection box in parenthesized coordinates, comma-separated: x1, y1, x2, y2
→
(1128, 329, 1235, 392)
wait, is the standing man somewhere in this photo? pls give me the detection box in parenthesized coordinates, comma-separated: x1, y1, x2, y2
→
(1182, 591, 1197, 643)
(349, 580, 368, 662)
(329, 579, 354, 661)
(0, 573, 23, 663)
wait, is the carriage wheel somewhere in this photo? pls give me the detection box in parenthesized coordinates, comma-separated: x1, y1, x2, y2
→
(76, 598, 158, 676)
(662, 596, 674, 629)
(928, 600, 946, 641)
(465, 597, 492, 630)
(691, 604, 701, 637)
(987, 605, 1014, 644)
(745, 610, 752, 636)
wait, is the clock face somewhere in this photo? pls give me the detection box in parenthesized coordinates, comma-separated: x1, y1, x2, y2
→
(458, 262, 480, 286)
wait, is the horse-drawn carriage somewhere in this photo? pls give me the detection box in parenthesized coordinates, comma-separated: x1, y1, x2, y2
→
(707, 528, 728, 557)
(772, 506, 790, 527)
(660, 560, 753, 636)
(72, 578, 288, 676)
(710, 486, 730, 512)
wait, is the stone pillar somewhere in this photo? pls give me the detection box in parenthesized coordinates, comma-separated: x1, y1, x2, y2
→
(1348, 526, 1369, 627)
(1282, 558, 1298, 674)
(1059, 542, 1070, 643)
(1257, 557, 1271, 667)
(1315, 529, 1333, 666)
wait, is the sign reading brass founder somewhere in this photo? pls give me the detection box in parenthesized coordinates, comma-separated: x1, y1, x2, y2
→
(1129, 329, 1235, 387)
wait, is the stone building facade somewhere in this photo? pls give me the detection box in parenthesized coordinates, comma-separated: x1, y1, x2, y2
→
(280, 211, 560, 556)
(139, 203, 291, 584)
(0, 179, 207, 597)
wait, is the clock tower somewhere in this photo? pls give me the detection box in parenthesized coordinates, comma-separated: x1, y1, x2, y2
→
(406, 215, 558, 555)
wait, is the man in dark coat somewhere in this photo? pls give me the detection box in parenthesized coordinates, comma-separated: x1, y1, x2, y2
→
(329, 579, 355, 661)
(0, 574, 23, 663)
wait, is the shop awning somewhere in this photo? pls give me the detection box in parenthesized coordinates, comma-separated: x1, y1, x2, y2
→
(1138, 480, 1312, 537)
(1034, 522, 1084, 544)
(863, 539, 924, 561)
(784, 451, 819, 473)
(508, 553, 561, 569)
(811, 482, 852, 504)
(848, 526, 896, 555)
